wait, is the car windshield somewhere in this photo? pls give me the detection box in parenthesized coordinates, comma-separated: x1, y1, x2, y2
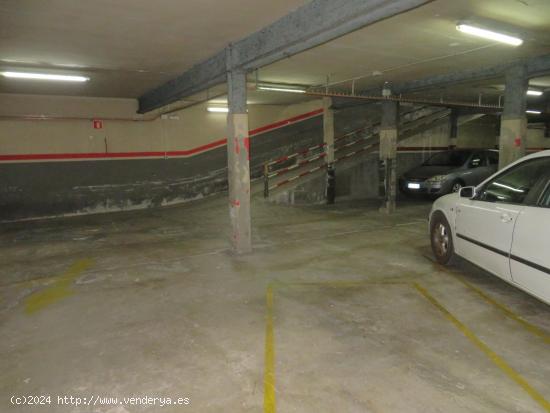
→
(423, 151, 471, 167)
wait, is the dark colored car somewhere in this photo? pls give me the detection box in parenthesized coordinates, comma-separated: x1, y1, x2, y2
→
(399, 149, 499, 196)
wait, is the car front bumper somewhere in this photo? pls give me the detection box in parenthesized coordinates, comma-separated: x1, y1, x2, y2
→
(399, 178, 451, 195)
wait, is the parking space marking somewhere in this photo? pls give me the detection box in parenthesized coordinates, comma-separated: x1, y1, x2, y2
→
(24, 259, 93, 314)
(414, 282, 550, 412)
(264, 285, 276, 413)
(263, 280, 411, 413)
(265, 279, 550, 412)
(425, 255, 550, 344)
(289, 279, 413, 288)
(451, 273, 550, 344)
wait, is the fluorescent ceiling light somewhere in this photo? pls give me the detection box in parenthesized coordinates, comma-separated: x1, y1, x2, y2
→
(527, 89, 543, 96)
(1, 71, 89, 82)
(526, 110, 542, 115)
(456, 24, 523, 46)
(207, 107, 229, 113)
(257, 86, 306, 94)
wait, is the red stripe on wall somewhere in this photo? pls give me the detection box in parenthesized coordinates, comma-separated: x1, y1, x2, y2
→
(397, 146, 450, 151)
(165, 138, 227, 157)
(0, 108, 324, 163)
(249, 109, 323, 136)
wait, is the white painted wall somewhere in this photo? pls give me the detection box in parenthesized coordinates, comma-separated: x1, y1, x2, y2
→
(2, 95, 548, 159)
(0, 93, 323, 156)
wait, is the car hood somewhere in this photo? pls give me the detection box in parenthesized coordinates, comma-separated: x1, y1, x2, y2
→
(402, 165, 457, 180)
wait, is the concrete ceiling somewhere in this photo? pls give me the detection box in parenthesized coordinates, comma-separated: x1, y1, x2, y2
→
(0, 0, 308, 97)
(259, 0, 550, 100)
(2, 0, 550, 106)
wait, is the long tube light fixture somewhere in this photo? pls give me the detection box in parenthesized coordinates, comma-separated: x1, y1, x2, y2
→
(527, 89, 543, 96)
(456, 24, 523, 46)
(526, 110, 542, 115)
(257, 85, 306, 94)
(207, 107, 229, 113)
(1, 71, 89, 82)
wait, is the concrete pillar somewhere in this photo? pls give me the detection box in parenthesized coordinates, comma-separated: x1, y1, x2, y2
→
(323, 97, 335, 163)
(227, 69, 252, 254)
(499, 65, 528, 169)
(323, 97, 336, 203)
(379, 98, 399, 213)
(449, 109, 459, 148)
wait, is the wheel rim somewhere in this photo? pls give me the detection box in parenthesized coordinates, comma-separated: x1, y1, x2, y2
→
(432, 223, 449, 257)
(452, 182, 462, 193)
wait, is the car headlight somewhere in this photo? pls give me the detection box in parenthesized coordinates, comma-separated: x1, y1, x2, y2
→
(426, 175, 448, 183)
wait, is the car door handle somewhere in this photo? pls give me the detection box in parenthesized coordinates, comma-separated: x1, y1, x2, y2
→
(500, 213, 513, 223)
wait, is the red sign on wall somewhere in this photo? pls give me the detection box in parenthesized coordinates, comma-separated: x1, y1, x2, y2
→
(92, 119, 103, 129)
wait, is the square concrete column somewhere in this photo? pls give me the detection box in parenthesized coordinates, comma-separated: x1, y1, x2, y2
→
(227, 69, 252, 254)
(379, 99, 399, 213)
(499, 65, 528, 169)
(323, 97, 335, 163)
(449, 109, 459, 149)
(323, 97, 336, 204)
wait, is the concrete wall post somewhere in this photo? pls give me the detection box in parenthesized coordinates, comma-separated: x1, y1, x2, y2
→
(379, 97, 399, 213)
(499, 65, 528, 169)
(227, 68, 252, 254)
(323, 97, 336, 204)
(449, 109, 459, 148)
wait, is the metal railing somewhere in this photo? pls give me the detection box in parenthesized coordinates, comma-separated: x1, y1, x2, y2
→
(262, 106, 451, 198)
(263, 127, 378, 197)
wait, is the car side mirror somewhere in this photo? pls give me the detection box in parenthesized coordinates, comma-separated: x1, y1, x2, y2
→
(459, 186, 476, 199)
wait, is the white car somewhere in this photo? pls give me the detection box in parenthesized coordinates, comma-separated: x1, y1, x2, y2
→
(429, 150, 550, 305)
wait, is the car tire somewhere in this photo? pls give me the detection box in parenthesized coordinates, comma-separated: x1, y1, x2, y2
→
(450, 180, 464, 194)
(430, 212, 456, 266)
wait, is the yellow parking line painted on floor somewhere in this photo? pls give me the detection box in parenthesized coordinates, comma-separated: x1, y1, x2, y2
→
(262, 279, 413, 412)
(290, 280, 411, 288)
(264, 285, 276, 413)
(414, 282, 550, 413)
(423, 254, 550, 344)
(24, 259, 93, 315)
(452, 274, 550, 345)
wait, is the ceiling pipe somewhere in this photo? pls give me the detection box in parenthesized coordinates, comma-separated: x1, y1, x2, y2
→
(305, 90, 504, 112)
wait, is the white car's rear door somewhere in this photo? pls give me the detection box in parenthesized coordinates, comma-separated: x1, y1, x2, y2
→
(455, 157, 550, 282)
(510, 179, 550, 304)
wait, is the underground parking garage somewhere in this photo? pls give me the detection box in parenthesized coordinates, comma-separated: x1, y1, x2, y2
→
(1, 0, 550, 412)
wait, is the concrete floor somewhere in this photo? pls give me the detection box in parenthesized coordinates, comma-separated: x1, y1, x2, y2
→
(1, 195, 550, 413)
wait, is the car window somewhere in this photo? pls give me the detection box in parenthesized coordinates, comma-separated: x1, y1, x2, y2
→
(468, 152, 484, 168)
(486, 151, 499, 166)
(540, 181, 550, 208)
(477, 157, 550, 205)
(423, 151, 471, 167)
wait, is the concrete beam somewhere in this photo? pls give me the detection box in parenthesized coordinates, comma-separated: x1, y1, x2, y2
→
(139, 51, 226, 114)
(386, 53, 550, 95)
(138, 0, 433, 113)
